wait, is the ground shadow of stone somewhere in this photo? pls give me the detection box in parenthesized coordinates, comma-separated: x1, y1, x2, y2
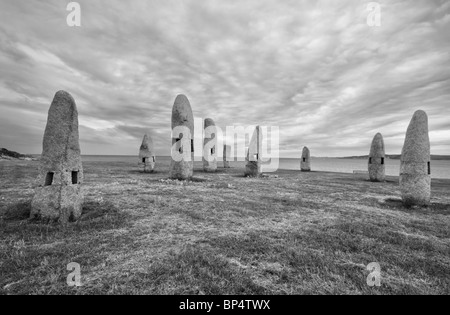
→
(196, 169, 229, 175)
(1, 199, 130, 228)
(368, 179, 398, 184)
(190, 176, 210, 183)
(229, 173, 256, 178)
(2, 201, 32, 221)
(380, 198, 450, 215)
(80, 200, 125, 221)
(159, 176, 210, 183)
(74, 200, 130, 232)
(128, 170, 159, 175)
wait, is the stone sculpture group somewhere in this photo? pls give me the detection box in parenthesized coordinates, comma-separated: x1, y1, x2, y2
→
(367, 110, 431, 206)
(30, 91, 434, 224)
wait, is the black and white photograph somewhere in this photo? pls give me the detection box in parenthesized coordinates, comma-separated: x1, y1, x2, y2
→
(0, 0, 449, 298)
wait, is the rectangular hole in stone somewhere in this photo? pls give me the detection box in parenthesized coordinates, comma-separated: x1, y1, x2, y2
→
(428, 161, 431, 175)
(211, 147, 215, 155)
(45, 172, 54, 186)
(72, 171, 78, 185)
(176, 138, 183, 154)
(381, 157, 385, 165)
(303, 158, 306, 162)
(142, 158, 146, 163)
(191, 139, 194, 153)
(369, 157, 372, 164)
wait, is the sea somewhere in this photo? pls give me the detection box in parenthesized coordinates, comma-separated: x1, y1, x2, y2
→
(81, 155, 450, 180)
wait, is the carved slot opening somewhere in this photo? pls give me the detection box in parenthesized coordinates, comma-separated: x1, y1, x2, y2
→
(176, 138, 183, 154)
(211, 147, 215, 155)
(381, 157, 385, 165)
(142, 158, 146, 163)
(369, 157, 372, 164)
(45, 172, 54, 186)
(303, 158, 306, 162)
(428, 162, 431, 175)
(72, 171, 79, 185)
(191, 139, 194, 153)
(152, 156, 155, 162)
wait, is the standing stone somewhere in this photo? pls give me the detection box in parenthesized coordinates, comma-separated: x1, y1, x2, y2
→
(223, 145, 231, 168)
(400, 110, 431, 206)
(300, 147, 311, 172)
(138, 134, 155, 173)
(169, 94, 194, 180)
(368, 133, 386, 182)
(30, 91, 84, 223)
(203, 118, 217, 172)
(245, 126, 262, 177)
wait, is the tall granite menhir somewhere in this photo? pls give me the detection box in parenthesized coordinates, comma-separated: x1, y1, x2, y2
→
(301, 147, 311, 172)
(203, 118, 217, 172)
(245, 126, 262, 177)
(223, 145, 231, 168)
(138, 134, 155, 173)
(31, 91, 84, 223)
(169, 94, 194, 180)
(368, 133, 386, 182)
(400, 110, 431, 206)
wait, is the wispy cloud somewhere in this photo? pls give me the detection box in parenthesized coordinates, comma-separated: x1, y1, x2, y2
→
(0, 0, 449, 157)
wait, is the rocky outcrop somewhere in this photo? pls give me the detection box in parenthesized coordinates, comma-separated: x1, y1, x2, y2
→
(0, 148, 36, 160)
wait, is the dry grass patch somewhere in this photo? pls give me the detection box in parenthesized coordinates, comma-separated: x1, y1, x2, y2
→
(0, 159, 449, 295)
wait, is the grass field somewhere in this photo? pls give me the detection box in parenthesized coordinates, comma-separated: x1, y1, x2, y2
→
(0, 158, 449, 295)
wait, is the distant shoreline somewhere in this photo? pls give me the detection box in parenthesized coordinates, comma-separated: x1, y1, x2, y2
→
(2, 150, 450, 161)
(338, 155, 450, 161)
(2, 154, 449, 179)
(83, 154, 450, 160)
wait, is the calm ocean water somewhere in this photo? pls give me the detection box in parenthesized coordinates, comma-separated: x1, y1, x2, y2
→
(81, 155, 450, 179)
(282, 157, 450, 179)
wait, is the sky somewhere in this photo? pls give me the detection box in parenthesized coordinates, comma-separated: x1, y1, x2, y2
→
(0, 0, 449, 158)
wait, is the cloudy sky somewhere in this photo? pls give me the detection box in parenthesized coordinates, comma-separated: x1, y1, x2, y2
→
(0, 0, 449, 157)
